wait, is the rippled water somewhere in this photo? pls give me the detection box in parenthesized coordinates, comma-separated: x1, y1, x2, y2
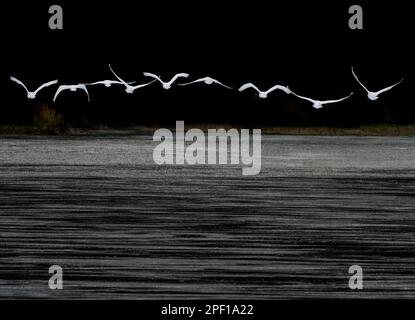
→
(1, 134, 415, 299)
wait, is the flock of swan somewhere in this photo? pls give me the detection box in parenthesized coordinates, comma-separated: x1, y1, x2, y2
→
(10, 65, 403, 109)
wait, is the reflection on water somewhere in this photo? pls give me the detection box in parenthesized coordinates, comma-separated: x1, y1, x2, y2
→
(0, 134, 415, 298)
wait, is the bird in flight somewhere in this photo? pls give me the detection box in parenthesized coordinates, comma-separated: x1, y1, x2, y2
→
(108, 65, 155, 94)
(83, 80, 135, 88)
(238, 83, 291, 98)
(10, 76, 58, 99)
(179, 77, 232, 89)
(53, 84, 90, 102)
(143, 72, 189, 90)
(352, 67, 403, 101)
(291, 91, 353, 109)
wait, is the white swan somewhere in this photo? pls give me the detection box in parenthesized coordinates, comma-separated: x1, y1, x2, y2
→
(143, 72, 189, 89)
(108, 65, 155, 93)
(53, 84, 90, 102)
(83, 80, 134, 88)
(238, 83, 291, 98)
(179, 77, 232, 89)
(352, 67, 403, 101)
(292, 91, 353, 109)
(10, 77, 58, 99)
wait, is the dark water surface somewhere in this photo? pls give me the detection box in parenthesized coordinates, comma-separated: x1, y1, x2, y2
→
(1, 134, 415, 299)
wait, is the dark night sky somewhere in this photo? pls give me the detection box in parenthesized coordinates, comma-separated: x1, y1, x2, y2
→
(0, 1, 412, 127)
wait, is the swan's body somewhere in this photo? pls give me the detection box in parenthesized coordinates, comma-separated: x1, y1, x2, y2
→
(10, 77, 58, 99)
(108, 65, 155, 93)
(352, 67, 403, 101)
(53, 84, 90, 102)
(238, 83, 291, 98)
(179, 77, 232, 89)
(143, 72, 189, 89)
(292, 91, 353, 109)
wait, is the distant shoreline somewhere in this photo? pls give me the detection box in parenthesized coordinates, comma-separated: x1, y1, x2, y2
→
(1, 124, 415, 137)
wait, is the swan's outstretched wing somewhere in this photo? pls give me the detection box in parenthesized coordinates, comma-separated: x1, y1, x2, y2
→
(168, 73, 189, 85)
(180, 77, 232, 89)
(179, 77, 207, 86)
(351, 67, 370, 93)
(108, 65, 127, 84)
(10, 76, 29, 93)
(211, 78, 233, 89)
(321, 92, 354, 105)
(53, 85, 68, 102)
(79, 85, 90, 101)
(33, 80, 58, 95)
(84, 81, 105, 86)
(143, 72, 162, 83)
(84, 80, 134, 86)
(266, 84, 291, 95)
(291, 91, 316, 104)
(131, 79, 157, 90)
(239, 83, 260, 93)
(373, 79, 403, 96)
(178, 80, 198, 86)
(180, 77, 212, 86)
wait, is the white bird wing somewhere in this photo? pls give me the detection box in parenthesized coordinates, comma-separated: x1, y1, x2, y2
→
(79, 85, 90, 101)
(239, 83, 260, 93)
(83, 81, 104, 86)
(320, 92, 354, 105)
(10, 76, 29, 93)
(85, 80, 134, 86)
(143, 72, 162, 83)
(108, 65, 127, 85)
(291, 91, 316, 104)
(178, 79, 201, 86)
(373, 79, 403, 96)
(266, 84, 290, 94)
(351, 67, 370, 93)
(33, 80, 58, 95)
(179, 77, 232, 89)
(53, 85, 69, 102)
(132, 79, 157, 90)
(210, 78, 233, 89)
(168, 73, 190, 85)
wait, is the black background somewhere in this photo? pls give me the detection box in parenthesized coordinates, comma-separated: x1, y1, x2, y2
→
(0, 1, 412, 127)
(0, 300, 413, 318)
